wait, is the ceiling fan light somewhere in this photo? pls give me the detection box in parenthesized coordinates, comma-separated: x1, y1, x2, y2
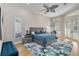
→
(44, 11, 47, 14)
(52, 9, 55, 12)
(43, 4, 49, 8)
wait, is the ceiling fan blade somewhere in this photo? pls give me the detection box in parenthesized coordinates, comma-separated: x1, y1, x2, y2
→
(43, 4, 49, 8)
(64, 3, 67, 5)
(46, 9, 49, 12)
(53, 9, 55, 12)
(51, 9, 55, 12)
(51, 5, 59, 9)
(44, 9, 49, 14)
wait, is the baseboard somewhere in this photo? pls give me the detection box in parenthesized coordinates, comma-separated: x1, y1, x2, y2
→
(14, 41, 22, 44)
(66, 37, 79, 43)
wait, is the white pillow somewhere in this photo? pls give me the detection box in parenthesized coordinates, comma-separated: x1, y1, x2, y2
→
(0, 40, 3, 55)
(32, 32, 35, 34)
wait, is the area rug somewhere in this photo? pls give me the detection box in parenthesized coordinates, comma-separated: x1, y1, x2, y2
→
(24, 40, 73, 56)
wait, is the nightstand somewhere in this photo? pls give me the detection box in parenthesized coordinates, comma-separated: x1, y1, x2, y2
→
(22, 34, 32, 43)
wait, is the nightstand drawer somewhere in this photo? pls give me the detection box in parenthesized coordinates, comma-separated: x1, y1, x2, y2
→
(22, 37, 32, 43)
(22, 34, 32, 43)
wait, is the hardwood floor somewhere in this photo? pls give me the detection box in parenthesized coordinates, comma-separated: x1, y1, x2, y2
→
(16, 43, 32, 56)
(71, 41, 79, 56)
(16, 39, 79, 56)
(64, 39, 79, 56)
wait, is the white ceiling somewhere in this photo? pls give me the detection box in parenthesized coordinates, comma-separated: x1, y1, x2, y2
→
(66, 10, 79, 17)
(26, 3, 79, 17)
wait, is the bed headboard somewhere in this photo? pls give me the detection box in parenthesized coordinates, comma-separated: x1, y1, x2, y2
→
(29, 27, 45, 34)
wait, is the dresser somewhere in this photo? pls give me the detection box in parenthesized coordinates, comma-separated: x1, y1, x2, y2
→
(22, 34, 32, 43)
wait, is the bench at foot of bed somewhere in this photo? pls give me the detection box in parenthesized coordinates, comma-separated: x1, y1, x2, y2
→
(1, 41, 19, 56)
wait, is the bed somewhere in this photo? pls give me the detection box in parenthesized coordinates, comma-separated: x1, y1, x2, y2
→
(29, 27, 57, 47)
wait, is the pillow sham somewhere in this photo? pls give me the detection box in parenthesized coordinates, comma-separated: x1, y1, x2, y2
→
(31, 31, 35, 34)
(35, 31, 46, 34)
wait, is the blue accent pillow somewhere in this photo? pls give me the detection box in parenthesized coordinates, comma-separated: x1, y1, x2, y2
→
(35, 31, 41, 34)
(40, 31, 46, 33)
(35, 31, 46, 34)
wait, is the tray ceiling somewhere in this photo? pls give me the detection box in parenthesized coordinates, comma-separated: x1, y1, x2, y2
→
(26, 3, 79, 17)
(1, 3, 79, 17)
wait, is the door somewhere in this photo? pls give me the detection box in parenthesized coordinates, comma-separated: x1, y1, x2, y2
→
(65, 17, 79, 41)
(71, 19, 79, 40)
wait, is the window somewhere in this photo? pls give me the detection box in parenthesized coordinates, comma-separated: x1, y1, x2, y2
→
(14, 18, 21, 39)
(51, 18, 61, 36)
(65, 16, 79, 41)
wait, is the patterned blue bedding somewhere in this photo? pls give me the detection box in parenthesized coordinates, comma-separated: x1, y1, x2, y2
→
(33, 33, 56, 41)
(32, 33, 57, 46)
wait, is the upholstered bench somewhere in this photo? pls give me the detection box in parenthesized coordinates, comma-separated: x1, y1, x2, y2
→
(1, 41, 19, 56)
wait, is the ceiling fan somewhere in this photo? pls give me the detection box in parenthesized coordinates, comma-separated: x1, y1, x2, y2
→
(40, 3, 67, 14)
(40, 4, 59, 14)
